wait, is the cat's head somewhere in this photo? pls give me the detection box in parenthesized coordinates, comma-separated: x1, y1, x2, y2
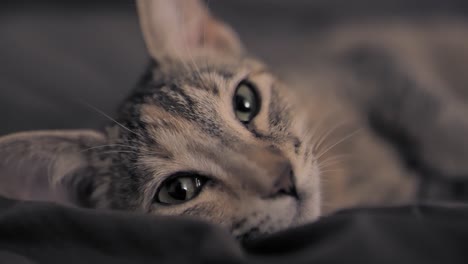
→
(0, 0, 320, 239)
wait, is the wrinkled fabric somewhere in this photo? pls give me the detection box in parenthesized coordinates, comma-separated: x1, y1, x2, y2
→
(0, 196, 467, 264)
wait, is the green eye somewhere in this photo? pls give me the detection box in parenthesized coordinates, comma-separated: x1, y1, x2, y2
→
(233, 82, 260, 124)
(156, 173, 207, 205)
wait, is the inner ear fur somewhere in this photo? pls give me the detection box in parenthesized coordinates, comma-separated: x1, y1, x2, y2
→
(0, 130, 106, 207)
(136, 0, 244, 61)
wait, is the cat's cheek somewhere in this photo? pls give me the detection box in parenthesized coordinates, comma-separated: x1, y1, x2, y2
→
(284, 155, 322, 226)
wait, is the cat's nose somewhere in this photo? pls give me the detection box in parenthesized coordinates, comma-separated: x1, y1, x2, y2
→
(268, 162, 298, 198)
(240, 145, 298, 199)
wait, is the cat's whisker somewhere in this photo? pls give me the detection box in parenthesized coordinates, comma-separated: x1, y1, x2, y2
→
(319, 169, 346, 174)
(80, 144, 139, 153)
(313, 120, 350, 154)
(318, 153, 351, 164)
(81, 102, 143, 138)
(318, 155, 349, 168)
(301, 141, 315, 163)
(300, 117, 331, 163)
(305, 114, 329, 149)
(315, 129, 362, 161)
(97, 150, 140, 155)
(304, 105, 341, 139)
(318, 162, 345, 171)
(318, 164, 343, 173)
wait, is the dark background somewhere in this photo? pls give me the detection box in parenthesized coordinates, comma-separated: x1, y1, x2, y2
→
(1, 0, 468, 135)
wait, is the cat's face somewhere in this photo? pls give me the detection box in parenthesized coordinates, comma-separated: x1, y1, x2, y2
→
(0, 0, 321, 239)
(99, 54, 321, 238)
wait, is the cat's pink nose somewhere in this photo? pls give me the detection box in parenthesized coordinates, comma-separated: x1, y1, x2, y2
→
(268, 163, 298, 198)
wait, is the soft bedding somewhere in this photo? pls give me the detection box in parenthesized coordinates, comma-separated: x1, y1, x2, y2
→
(0, 196, 467, 264)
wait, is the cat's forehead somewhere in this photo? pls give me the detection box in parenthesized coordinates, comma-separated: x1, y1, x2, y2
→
(132, 58, 267, 119)
(156, 56, 266, 88)
(118, 58, 252, 139)
(117, 54, 292, 146)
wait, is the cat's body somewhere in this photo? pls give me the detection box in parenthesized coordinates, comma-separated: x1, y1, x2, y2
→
(289, 20, 468, 211)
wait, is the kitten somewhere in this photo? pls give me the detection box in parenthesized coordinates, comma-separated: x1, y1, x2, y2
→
(0, 0, 322, 240)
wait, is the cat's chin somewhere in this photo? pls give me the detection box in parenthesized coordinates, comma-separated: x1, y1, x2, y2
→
(235, 201, 320, 242)
(239, 170, 322, 240)
(231, 193, 310, 240)
(290, 161, 322, 226)
(293, 185, 322, 226)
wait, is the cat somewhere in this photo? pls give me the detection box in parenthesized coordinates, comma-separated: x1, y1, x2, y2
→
(4, 0, 465, 241)
(0, 0, 323, 240)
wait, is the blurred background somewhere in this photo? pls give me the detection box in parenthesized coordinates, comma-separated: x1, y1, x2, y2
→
(1, 0, 467, 134)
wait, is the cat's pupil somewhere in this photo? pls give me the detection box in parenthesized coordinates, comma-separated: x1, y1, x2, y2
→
(233, 82, 260, 123)
(236, 94, 252, 113)
(168, 179, 189, 200)
(156, 175, 206, 205)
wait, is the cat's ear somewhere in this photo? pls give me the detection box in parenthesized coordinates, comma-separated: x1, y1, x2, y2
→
(136, 0, 244, 60)
(0, 130, 107, 207)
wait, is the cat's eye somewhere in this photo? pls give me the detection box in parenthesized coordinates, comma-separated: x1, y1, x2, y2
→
(233, 82, 260, 124)
(155, 173, 207, 205)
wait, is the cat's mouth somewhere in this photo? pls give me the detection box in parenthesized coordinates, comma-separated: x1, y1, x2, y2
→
(234, 194, 300, 241)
